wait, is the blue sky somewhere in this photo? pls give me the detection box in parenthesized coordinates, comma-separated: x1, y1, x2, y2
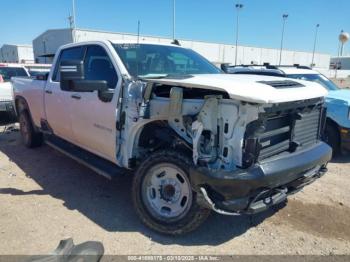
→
(1, 0, 349, 55)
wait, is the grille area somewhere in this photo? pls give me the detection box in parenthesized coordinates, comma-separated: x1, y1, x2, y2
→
(242, 98, 325, 167)
(294, 109, 321, 147)
(259, 114, 292, 160)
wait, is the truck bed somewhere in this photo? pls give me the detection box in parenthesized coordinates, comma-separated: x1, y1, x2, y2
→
(12, 77, 46, 127)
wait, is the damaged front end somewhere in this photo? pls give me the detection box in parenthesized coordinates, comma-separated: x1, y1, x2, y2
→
(118, 78, 332, 216)
(191, 97, 331, 215)
(123, 79, 261, 171)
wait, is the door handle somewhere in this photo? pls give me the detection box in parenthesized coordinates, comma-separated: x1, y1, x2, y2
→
(45, 90, 52, 94)
(71, 94, 81, 100)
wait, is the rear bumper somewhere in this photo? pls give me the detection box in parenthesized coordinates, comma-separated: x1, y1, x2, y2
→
(191, 142, 332, 215)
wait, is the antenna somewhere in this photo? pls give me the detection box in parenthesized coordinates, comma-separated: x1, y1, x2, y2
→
(173, 0, 176, 40)
(137, 20, 140, 43)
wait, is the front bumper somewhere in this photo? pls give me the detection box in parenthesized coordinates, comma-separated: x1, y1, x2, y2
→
(191, 142, 332, 215)
(0, 100, 15, 113)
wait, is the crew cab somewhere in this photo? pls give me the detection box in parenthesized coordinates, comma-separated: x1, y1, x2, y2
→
(225, 64, 349, 155)
(12, 41, 332, 235)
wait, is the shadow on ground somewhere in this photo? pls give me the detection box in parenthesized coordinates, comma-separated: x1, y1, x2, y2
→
(0, 129, 283, 246)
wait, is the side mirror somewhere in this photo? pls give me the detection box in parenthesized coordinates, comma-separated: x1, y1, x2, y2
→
(220, 63, 229, 73)
(60, 60, 84, 91)
(71, 80, 108, 92)
(59, 59, 113, 102)
(71, 80, 111, 102)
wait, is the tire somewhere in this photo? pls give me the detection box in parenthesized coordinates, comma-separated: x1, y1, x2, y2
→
(8, 109, 18, 123)
(18, 110, 43, 148)
(324, 123, 340, 156)
(132, 150, 211, 235)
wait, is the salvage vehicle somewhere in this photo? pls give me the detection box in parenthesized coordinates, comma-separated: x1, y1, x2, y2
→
(12, 41, 332, 234)
(225, 64, 349, 155)
(0, 63, 29, 119)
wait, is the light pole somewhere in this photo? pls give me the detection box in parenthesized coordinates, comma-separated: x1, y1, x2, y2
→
(234, 3, 243, 66)
(279, 14, 288, 66)
(42, 39, 47, 63)
(72, 0, 76, 42)
(173, 0, 176, 40)
(137, 20, 141, 43)
(311, 24, 320, 68)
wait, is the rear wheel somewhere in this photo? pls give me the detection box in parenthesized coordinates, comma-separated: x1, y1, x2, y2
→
(132, 150, 210, 235)
(19, 110, 43, 148)
(324, 123, 340, 156)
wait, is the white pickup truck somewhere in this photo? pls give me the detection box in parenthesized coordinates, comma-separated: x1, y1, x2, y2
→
(0, 63, 30, 118)
(12, 40, 332, 235)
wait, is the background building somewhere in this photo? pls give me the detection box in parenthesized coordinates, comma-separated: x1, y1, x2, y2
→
(0, 44, 34, 63)
(330, 56, 350, 70)
(33, 28, 331, 68)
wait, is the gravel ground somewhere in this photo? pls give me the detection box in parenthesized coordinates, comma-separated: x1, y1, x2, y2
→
(0, 121, 349, 255)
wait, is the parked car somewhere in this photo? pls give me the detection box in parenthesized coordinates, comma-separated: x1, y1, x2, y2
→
(12, 41, 331, 234)
(0, 63, 30, 119)
(0, 63, 51, 120)
(225, 64, 349, 155)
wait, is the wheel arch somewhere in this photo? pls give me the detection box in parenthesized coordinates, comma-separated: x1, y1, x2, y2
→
(15, 96, 39, 131)
(326, 116, 340, 131)
(130, 120, 192, 167)
(325, 116, 341, 153)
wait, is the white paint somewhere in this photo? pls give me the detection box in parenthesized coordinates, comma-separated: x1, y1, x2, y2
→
(149, 74, 328, 104)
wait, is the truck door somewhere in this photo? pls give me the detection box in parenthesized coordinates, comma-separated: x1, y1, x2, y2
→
(69, 44, 120, 163)
(45, 46, 86, 143)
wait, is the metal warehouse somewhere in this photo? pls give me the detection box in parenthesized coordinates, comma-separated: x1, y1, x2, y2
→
(330, 56, 350, 70)
(33, 28, 331, 68)
(0, 44, 34, 63)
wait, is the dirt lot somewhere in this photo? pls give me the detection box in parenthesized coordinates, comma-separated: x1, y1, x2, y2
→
(0, 120, 350, 255)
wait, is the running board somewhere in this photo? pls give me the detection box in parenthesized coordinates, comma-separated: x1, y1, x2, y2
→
(45, 135, 127, 180)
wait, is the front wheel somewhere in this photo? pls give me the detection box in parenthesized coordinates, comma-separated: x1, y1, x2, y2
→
(132, 150, 210, 235)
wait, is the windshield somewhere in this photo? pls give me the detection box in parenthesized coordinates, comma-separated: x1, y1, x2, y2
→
(113, 44, 221, 78)
(0, 67, 28, 81)
(287, 73, 339, 91)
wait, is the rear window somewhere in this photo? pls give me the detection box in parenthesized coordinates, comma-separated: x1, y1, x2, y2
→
(0, 67, 28, 81)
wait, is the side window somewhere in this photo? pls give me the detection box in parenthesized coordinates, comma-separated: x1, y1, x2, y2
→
(52, 46, 85, 82)
(84, 45, 118, 89)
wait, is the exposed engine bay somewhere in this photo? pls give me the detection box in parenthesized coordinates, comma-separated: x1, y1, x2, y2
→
(117, 79, 264, 171)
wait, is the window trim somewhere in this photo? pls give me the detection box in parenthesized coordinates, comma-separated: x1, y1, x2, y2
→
(51, 46, 87, 82)
(51, 43, 120, 89)
(83, 44, 119, 90)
